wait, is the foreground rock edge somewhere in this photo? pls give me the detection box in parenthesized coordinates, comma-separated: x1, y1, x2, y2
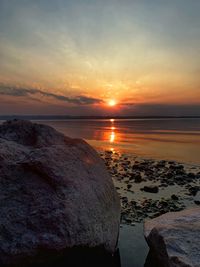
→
(144, 207, 200, 267)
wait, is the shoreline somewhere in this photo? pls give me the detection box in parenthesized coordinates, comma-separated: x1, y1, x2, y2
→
(99, 149, 200, 226)
(98, 149, 200, 266)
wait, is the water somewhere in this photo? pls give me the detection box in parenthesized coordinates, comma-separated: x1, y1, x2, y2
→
(119, 224, 148, 267)
(37, 118, 200, 165)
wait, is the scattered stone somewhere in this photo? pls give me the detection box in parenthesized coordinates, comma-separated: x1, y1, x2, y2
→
(99, 149, 200, 226)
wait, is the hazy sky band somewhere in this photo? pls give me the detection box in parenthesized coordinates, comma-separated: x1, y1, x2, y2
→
(0, 0, 200, 115)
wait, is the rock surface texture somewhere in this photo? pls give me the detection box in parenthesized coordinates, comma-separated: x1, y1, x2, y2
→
(0, 120, 120, 266)
(144, 207, 200, 267)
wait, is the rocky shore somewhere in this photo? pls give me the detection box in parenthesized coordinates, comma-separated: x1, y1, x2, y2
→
(0, 119, 199, 267)
(99, 150, 200, 226)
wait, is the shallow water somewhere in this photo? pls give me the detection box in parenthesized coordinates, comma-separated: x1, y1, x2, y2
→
(119, 224, 148, 267)
(36, 118, 200, 165)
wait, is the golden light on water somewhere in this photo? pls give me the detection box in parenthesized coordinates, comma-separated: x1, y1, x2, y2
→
(110, 131, 115, 143)
(109, 119, 116, 143)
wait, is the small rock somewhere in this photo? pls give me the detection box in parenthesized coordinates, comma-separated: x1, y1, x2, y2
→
(188, 186, 199, 196)
(171, 194, 179, 201)
(188, 172, 195, 179)
(194, 200, 200, 205)
(127, 184, 132, 189)
(135, 174, 142, 183)
(141, 186, 159, 194)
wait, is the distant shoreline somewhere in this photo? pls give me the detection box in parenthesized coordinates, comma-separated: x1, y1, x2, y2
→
(0, 115, 200, 120)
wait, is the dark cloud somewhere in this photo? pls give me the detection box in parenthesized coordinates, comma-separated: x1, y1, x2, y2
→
(120, 102, 136, 106)
(0, 85, 103, 105)
(119, 102, 200, 117)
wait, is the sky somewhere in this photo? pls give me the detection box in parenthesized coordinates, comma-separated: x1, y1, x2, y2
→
(0, 0, 200, 116)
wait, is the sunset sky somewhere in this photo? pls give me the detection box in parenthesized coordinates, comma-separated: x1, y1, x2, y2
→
(0, 0, 200, 116)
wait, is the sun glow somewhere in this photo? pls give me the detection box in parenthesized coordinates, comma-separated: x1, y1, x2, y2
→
(110, 132, 115, 143)
(108, 99, 117, 107)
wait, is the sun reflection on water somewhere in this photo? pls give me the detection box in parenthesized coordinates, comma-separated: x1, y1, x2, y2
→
(110, 131, 115, 143)
(109, 119, 116, 144)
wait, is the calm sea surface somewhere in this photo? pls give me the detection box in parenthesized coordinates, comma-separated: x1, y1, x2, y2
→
(38, 118, 200, 165)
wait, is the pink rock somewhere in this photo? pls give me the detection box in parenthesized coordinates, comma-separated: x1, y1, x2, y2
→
(0, 120, 120, 266)
(144, 208, 200, 267)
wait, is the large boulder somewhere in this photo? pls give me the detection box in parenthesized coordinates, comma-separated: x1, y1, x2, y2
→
(0, 120, 120, 266)
(144, 208, 200, 267)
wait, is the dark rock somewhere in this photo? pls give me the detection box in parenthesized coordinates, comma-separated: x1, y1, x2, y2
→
(127, 184, 132, 189)
(160, 183, 168, 188)
(169, 164, 184, 170)
(168, 181, 175, 186)
(0, 120, 120, 266)
(188, 186, 200, 196)
(187, 172, 195, 179)
(156, 161, 166, 167)
(141, 186, 159, 194)
(105, 150, 113, 154)
(134, 174, 142, 183)
(171, 194, 179, 200)
(166, 172, 173, 179)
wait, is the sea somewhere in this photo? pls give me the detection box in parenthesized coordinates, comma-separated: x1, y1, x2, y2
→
(38, 118, 200, 165)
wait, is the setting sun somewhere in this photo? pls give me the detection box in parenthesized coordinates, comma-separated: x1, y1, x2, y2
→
(108, 100, 117, 107)
(0, 1, 200, 266)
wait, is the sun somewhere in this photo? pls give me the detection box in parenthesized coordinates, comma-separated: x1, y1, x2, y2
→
(108, 99, 117, 107)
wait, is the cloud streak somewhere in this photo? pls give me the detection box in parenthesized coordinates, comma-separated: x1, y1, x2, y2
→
(0, 85, 103, 105)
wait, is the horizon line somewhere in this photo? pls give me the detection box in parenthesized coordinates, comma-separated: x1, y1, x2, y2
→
(0, 115, 200, 120)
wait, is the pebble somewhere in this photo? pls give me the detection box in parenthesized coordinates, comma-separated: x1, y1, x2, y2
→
(141, 186, 159, 194)
(171, 194, 179, 201)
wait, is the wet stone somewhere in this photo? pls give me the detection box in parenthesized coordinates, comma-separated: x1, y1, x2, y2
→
(171, 194, 179, 201)
(141, 186, 159, 194)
